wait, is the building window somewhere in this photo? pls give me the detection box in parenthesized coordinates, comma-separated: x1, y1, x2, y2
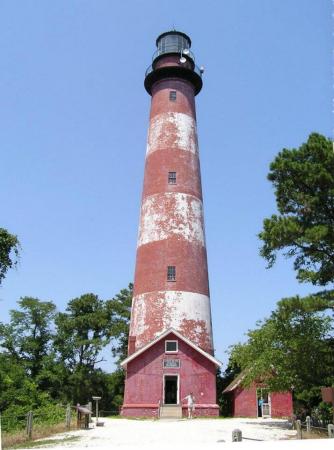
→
(168, 171, 176, 184)
(167, 266, 176, 281)
(165, 340, 178, 353)
(169, 90, 177, 101)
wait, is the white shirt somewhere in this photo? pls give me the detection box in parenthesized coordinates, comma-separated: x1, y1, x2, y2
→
(184, 395, 194, 406)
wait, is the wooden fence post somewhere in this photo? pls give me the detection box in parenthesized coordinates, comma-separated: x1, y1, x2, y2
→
(0, 412, 3, 450)
(296, 419, 302, 439)
(87, 402, 92, 423)
(232, 429, 242, 442)
(306, 416, 311, 433)
(65, 404, 71, 430)
(291, 415, 296, 430)
(26, 411, 33, 440)
(328, 424, 334, 438)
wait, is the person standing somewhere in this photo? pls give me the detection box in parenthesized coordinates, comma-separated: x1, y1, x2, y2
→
(183, 392, 195, 419)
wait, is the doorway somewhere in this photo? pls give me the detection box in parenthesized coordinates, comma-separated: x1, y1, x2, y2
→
(257, 388, 271, 418)
(164, 375, 179, 404)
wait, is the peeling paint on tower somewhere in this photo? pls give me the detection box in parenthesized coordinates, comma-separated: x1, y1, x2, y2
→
(130, 291, 213, 352)
(146, 112, 198, 155)
(138, 193, 206, 247)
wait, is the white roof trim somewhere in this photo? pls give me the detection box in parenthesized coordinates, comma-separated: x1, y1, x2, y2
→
(120, 328, 222, 367)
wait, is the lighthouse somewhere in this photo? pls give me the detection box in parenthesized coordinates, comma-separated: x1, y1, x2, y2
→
(121, 31, 221, 418)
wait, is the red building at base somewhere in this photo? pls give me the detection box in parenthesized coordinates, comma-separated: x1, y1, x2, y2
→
(121, 329, 220, 417)
(223, 373, 293, 418)
(121, 31, 221, 418)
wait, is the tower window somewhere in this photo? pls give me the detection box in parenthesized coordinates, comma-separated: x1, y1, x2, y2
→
(169, 90, 177, 101)
(165, 340, 178, 353)
(167, 266, 176, 281)
(168, 172, 176, 184)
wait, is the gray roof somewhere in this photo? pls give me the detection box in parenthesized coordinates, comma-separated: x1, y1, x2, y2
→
(223, 371, 246, 393)
(76, 406, 91, 414)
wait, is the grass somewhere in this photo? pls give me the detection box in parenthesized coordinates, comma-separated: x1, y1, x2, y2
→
(3, 420, 78, 449)
(11, 436, 80, 449)
(102, 415, 158, 420)
(100, 415, 123, 419)
(299, 429, 328, 440)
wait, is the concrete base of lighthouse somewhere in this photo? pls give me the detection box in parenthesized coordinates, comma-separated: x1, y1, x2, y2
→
(121, 329, 221, 418)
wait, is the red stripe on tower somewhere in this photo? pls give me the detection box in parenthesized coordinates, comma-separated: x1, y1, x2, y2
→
(121, 31, 220, 418)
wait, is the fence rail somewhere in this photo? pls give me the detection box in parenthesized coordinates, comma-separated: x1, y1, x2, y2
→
(294, 417, 334, 439)
(1, 404, 73, 436)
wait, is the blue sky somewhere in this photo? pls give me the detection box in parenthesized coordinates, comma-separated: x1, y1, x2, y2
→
(0, 0, 332, 369)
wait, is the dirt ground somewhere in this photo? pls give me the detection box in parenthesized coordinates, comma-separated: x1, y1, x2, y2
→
(14, 417, 334, 450)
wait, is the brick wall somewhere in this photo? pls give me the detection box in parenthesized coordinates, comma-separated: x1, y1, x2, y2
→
(231, 386, 293, 418)
(271, 391, 293, 418)
(233, 386, 257, 417)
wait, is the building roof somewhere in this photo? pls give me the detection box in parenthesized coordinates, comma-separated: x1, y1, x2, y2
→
(76, 405, 92, 414)
(223, 369, 276, 393)
(223, 371, 247, 393)
(120, 328, 222, 368)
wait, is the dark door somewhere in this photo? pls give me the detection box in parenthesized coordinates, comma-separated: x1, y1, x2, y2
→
(164, 375, 178, 404)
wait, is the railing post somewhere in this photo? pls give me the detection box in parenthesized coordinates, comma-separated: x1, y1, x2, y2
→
(232, 429, 242, 442)
(306, 416, 311, 433)
(328, 424, 334, 438)
(26, 411, 33, 440)
(65, 404, 71, 430)
(296, 419, 302, 439)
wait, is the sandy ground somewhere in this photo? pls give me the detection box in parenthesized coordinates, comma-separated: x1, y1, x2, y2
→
(16, 417, 333, 450)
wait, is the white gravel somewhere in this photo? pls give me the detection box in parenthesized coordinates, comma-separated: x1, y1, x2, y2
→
(16, 417, 333, 450)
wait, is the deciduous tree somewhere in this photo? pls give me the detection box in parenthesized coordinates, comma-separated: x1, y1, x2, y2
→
(0, 228, 20, 284)
(229, 297, 334, 394)
(54, 293, 110, 370)
(0, 297, 56, 377)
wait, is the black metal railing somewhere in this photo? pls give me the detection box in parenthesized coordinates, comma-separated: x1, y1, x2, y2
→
(145, 63, 202, 78)
(152, 46, 195, 62)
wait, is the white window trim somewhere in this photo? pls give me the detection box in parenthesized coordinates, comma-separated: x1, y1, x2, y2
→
(165, 340, 178, 353)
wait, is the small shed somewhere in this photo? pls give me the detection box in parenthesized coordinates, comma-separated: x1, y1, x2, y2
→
(76, 405, 91, 429)
(223, 372, 293, 418)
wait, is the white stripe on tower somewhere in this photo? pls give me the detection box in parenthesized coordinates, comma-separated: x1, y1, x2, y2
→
(137, 192, 206, 248)
(129, 291, 213, 350)
(146, 112, 198, 155)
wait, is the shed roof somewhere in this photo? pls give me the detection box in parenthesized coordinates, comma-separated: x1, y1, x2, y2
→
(223, 371, 247, 393)
(76, 405, 91, 414)
(120, 328, 222, 368)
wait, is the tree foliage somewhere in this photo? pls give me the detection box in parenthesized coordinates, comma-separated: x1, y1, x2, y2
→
(0, 227, 20, 284)
(216, 363, 241, 416)
(54, 293, 111, 370)
(0, 297, 56, 378)
(229, 296, 334, 395)
(106, 283, 132, 364)
(259, 133, 334, 286)
(226, 133, 334, 414)
(0, 285, 132, 419)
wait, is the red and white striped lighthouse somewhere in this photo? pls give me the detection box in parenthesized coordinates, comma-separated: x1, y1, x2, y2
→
(121, 31, 220, 418)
